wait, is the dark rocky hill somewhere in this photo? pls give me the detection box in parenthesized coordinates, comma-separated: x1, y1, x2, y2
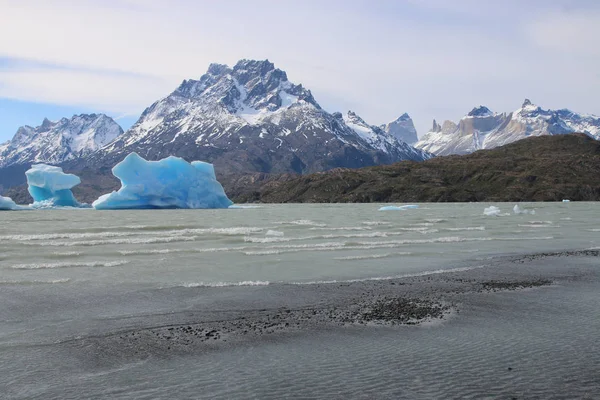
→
(234, 134, 600, 203)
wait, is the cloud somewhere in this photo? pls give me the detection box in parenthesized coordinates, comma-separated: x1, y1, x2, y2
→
(0, 67, 171, 114)
(526, 10, 600, 57)
(0, 0, 598, 136)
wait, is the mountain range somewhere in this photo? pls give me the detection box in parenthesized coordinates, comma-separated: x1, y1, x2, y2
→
(1, 59, 599, 199)
(0, 114, 122, 168)
(77, 59, 429, 176)
(415, 99, 600, 155)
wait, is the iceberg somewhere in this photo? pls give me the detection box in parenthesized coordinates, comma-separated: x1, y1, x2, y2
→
(0, 195, 20, 210)
(513, 204, 535, 215)
(379, 205, 419, 211)
(93, 153, 233, 210)
(26, 164, 83, 208)
(483, 206, 501, 216)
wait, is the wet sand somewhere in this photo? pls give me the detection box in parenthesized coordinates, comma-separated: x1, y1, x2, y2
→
(73, 249, 599, 365)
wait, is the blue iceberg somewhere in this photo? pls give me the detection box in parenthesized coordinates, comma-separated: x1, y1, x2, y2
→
(93, 153, 233, 210)
(0, 195, 20, 210)
(26, 164, 83, 208)
(379, 204, 419, 211)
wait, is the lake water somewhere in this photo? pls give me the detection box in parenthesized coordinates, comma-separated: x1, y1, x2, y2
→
(1, 203, 599, 399)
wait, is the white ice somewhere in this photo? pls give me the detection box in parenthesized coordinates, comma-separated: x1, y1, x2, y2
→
(0, 195, 20, 210)
(92, 153, 233, 209)
(513, 204, 536, 215)
(483, 206, 501, 216)
(379, 205, 419, 211)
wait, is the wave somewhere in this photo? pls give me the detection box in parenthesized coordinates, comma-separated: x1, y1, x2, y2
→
(2, 227, 265, 242)
(0, 278, 71, 285)
(333, 252, 411, 261)
(168, 265, 489, 288)
(289, 265, 487, 285)
(174, 280, 270, 288)
(280, 220, 327, 227)
(425, 219, 447, 223)
(444, 227, 485, 231)
(310, 226, 373, 231)
(24, 236, 198, 247)
(244, 236, 554, 256)
(518, 224, 559, 229)
(361, 221, 391, 226)
(10, 261, 129, 270)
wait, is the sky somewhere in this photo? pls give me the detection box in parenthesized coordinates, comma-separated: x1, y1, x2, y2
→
(1, 0, 599, 142)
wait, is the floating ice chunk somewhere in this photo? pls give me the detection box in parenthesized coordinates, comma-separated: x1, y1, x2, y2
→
(483, 206, 501, 216)
(0, 195, 20, 210)
(26, 164, 83, 208)
(379, 205, 419, 211)
(93, 153, 233, 210)
(513, 204, 536, 215)
(562, 199, 570, 203)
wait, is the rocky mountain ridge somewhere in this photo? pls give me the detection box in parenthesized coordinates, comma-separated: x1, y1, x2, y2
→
(415, 100, 600, 155)
(0, 114, 123, 168)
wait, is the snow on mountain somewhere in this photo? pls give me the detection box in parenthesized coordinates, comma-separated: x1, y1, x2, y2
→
(0, 114, 123, 167)
(380, 113, 418, 145)
(415, 100, 600, 155)
(92, 59, 430, 175)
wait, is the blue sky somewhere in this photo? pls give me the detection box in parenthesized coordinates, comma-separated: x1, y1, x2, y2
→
(1, 0, 599, 142)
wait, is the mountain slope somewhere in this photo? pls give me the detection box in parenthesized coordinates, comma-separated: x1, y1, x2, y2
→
(415, 100, 600, 155)
(231, 134, 600, 203)
(0, 114, 123, 167)
(83, 59, 430, 174)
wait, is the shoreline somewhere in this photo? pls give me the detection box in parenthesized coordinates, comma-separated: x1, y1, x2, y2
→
(73, 248, 599, 364)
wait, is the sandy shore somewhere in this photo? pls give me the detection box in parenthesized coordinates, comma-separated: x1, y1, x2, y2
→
(74, 249, 599, 364)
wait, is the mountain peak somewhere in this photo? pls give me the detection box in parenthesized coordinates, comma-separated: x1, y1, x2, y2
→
(206, 63, 230, 77)
(380, 113, 417, 145)
(522, 99, 533, 108)
(40, 118, 54, 131)
(395, 113, 411, 122)
(467, 106, 493, 117)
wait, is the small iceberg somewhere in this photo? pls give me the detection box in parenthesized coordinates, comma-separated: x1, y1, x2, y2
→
(513, 204, 535, 215)
(483, 206, 501, 216)
(26, 164, 84, 208)
(0, 195, 21, 211)
(379, 204, 419, 211)
(93, 153, 233, 210)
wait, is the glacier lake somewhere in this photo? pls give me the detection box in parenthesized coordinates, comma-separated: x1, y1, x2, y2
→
(1, 203, 599, 399)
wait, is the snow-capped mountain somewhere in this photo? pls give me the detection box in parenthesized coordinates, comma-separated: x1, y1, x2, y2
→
(0, 114, 123, 167)
(380, 113, 418, 145)
(88, 59, 430, 174)
(415, 100, 600, 155)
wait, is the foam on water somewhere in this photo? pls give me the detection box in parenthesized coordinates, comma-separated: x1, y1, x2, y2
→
(0, 278, 71, 285)
(310, 226, 373, 231)
(281, 220, 327, 227)
(175, 280, 271, 288)
(24, 236, 198, 247)
(290, 265, 487, 285)
(445, 226, 485, 231)
(361, 221, 391, 226)
(333, 252, 412, 261)
(10, 261, 129, 270)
